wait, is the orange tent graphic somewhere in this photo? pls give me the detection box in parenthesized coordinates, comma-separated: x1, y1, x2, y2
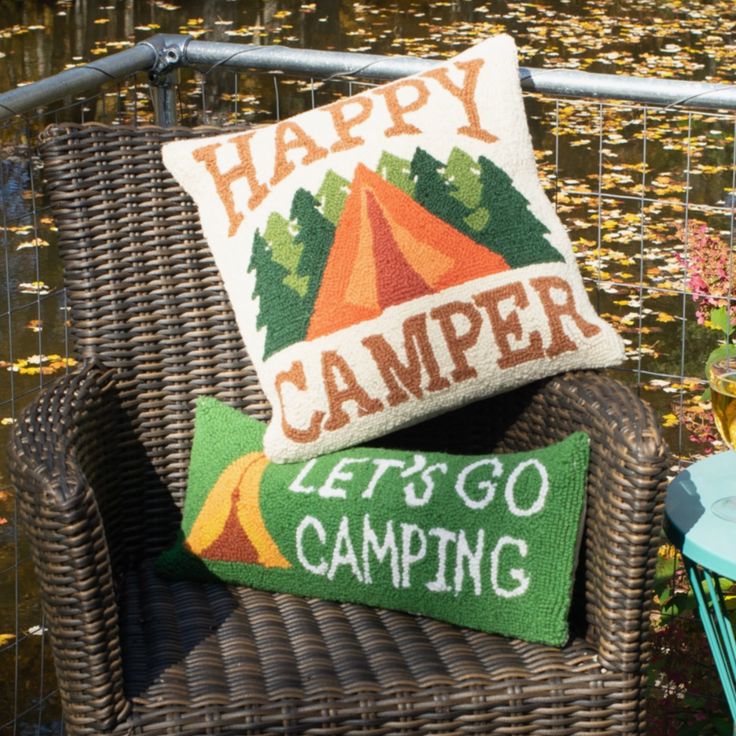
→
(307, 163, 510, 340)
(184, 452, 291, 568)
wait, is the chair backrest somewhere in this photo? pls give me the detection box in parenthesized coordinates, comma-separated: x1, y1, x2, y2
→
(41, 124, 272, 502)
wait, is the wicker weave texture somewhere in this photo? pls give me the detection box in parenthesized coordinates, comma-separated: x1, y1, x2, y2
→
(6, 123, 670, 735)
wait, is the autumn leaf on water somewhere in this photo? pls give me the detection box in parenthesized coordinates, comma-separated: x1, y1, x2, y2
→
(662, 413, 679, 428)
(18, 281, 51, 295)
(0, 354, 78, 376)
(16, 238, 48, 250)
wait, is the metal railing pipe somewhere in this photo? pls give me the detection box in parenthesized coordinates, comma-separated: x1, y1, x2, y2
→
(3, 34, 736, 124)
(0, 43, 157, 122)
(183, 39, 736, 112)
(519, 67, 736, 111)
(183, 39, 435, 81)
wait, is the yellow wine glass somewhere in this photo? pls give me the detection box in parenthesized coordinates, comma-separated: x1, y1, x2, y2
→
(709, 355, 736, 521)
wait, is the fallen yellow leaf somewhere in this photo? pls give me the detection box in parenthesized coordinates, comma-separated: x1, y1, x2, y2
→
(17, 238, 49, 250)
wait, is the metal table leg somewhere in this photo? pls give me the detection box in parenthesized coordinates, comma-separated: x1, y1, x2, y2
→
(683, 557, 736, 725)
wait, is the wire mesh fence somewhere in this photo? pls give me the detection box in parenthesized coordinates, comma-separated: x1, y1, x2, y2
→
(1, 41, 735, 733)
(0, 73, 162, 736)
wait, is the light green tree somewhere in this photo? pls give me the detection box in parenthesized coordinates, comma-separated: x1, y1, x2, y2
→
(316, 170, 350, 226)
(263, 212, 309, 297)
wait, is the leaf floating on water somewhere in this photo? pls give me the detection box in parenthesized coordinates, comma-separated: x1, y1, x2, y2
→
(662, 413, 679, 428)
(0, 355, 78, 376)
(16, 237, 49, 250)
(18, 281, 50, 295)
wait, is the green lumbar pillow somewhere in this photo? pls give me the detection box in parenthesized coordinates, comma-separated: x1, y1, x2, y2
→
(156, 396, 589, 646)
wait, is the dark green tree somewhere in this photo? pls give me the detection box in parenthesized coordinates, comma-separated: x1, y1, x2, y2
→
(291, 187, 336, 320)
(410, 148, 475, 238)
(249, 230, 311, 360)
(475, 156, 563, 267)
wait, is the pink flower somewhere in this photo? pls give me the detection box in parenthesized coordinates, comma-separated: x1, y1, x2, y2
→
(679, 222, 736, 326)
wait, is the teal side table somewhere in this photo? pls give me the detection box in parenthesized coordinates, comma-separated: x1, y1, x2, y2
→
(665, 451, 736, 723)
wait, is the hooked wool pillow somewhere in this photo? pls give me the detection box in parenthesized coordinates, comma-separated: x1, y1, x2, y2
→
(162, 35, 624, 462)
(156, 396, 589, 647)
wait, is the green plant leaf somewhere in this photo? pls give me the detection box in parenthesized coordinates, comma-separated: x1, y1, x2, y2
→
(709, 306, 732, 333)
(654, 550, 678, 592)
(660, 591, 697, 618)
(705, 343, 736, 381)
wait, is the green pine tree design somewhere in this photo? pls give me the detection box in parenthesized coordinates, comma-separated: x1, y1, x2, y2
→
(410, 148, 475, 237)
(410, 146, 562, 268)
(475, 155, 563, 268)
(248, 231, 311, 360)
(263, 212, 309, 297)
(291, 187, 335, 328)
(377, 151, 415, 196)
(445, 148, 489, 232)
(317, 170, 350, 226)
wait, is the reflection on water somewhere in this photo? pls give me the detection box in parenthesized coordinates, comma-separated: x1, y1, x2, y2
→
(1, 0, 736, 732)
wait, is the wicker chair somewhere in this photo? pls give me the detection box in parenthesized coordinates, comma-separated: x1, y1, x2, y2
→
(8, 122, 669, 736)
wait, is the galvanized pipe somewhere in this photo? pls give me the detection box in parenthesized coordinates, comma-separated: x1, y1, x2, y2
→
(183, 39, 736, 112)
(183, 39, 436, 81)
(150, 72, 179, 128)
(0, 43, 157, 121)
(518, 67, 736, 111)
(3, 33, 736, 123)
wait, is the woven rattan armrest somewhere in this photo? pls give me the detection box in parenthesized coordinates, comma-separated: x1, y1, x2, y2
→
(496, 369, 669, 673)
(8, 362, 130, 733)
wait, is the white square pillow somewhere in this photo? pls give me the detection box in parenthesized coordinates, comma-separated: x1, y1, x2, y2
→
(162, 35, 624, 462)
